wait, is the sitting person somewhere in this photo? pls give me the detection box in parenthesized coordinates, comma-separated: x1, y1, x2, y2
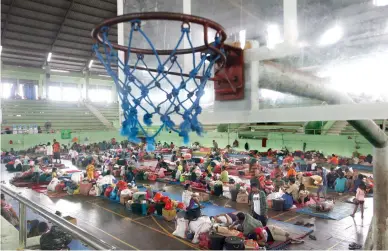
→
(1, 194, 19, 227)
(28, 220, 49, 238)
(334, 172, 347, 194)
(285, 179, 299, 202)
(220, 166, 229, 183)
(326, 167, 339, 189)
(298, 184, 310, 205)
(251, 225, 304, 246)
(182, 183, 193, 208)
(185, 193, 203, 220)
(229, 212, 263, 236)
(273, 174, 285, 192)
(263, 175, 274, 194)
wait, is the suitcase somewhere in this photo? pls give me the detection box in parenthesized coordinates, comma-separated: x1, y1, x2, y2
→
(224, 236, 245, 250)
(209, 233, 225, 250)
(273, 198, 284, 211)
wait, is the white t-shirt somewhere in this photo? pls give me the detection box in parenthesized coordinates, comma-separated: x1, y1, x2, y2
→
(252, 193, 261, 215)
(311, 163, 317, 170)
(14, 159, 21, 166)
(46, 145, 53, 156)
(182, 190, 193, 208)
(70, 150, 78, 159)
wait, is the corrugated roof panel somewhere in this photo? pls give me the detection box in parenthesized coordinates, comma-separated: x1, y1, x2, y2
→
(4, 39, 48, 50)
(6, 23, 55, 38)
(2, 0, 12, 5)
(8, 15, 59, 31)
(65, 18, 95, 31)
(67, 10, 103, 24)
(14, 0, 68, 16)
(74, 0, 116, 13)
(49, 59, 85, 66)
(28, 0, 69, 9)
(2, 52, 45, 61)
(5, 31, 53, 44)
(2, 4, 10, 13)
(2, 57, 42, 65)
(11, 6, 64, 24)
(58, 33, 93, 45)
(3, 47, 46, 57)
(61, 25, 90, 37)
(55, 40, 91, 51)
(52, 54, 87, 62)
(72, 2, 115, 18)
(52, 46, 90, 57)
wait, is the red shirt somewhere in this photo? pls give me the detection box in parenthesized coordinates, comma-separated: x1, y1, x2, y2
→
(53, 142, 60, 153)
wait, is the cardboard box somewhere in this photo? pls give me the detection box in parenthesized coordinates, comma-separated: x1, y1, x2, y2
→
(236, 192, 249, 204)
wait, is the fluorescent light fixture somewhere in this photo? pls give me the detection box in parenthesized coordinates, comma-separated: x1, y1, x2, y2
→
(266, 24, 283, 49)
(373, 0, 388, 6)
(98, 74, 110, 77)
(239, 30, 246, 49)
(318, 25, 343, 46)
(0, 45, 2, 55)
(88, 60, 94, 68)
(47, 52, 52, 62)
(50, 69, 69, 73)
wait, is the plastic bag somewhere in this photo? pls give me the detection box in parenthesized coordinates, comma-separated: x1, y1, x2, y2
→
(40, 225, 72, 250)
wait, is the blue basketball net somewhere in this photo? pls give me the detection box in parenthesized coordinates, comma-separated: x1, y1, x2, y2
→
(93, 20, 223, 151)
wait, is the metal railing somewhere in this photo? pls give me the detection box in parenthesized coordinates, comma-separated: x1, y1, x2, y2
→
(1, 185, 116, 250)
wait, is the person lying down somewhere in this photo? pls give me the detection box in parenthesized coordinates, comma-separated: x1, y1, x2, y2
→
(309, 196, 335, 212)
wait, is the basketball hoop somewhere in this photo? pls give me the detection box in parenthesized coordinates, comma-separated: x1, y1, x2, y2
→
(92, 12, 228, 151)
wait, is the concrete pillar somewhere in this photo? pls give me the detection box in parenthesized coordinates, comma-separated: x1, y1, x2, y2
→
(371, 145, 388, 250)
(117, 0, 125, 124)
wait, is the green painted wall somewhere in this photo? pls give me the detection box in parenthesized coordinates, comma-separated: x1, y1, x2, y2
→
(1, 130, 372, 157)
(1, 131, 126, 151)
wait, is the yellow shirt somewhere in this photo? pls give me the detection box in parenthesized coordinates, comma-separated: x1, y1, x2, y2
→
(220, 170, 229, 183)
(86, 164, 95, 173)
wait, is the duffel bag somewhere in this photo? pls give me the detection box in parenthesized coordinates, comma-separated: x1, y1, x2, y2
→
(224, 236, 245, 250)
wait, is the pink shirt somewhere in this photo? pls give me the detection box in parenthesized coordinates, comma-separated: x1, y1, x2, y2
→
(356, 188, 365, 201)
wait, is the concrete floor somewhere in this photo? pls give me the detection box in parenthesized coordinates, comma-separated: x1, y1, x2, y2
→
(0, 161, 372, 250)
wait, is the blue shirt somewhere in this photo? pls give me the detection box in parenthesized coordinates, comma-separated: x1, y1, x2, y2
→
(335, 177, 347, 192)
